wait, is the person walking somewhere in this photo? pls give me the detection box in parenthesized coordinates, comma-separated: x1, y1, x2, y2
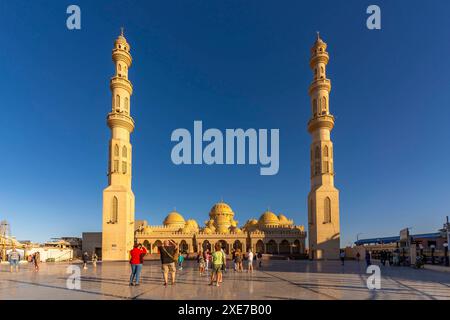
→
(247, 249, 254, 273)
(257, 251, 263, 268)
(231, 249, 237, 271)
(178, 252, 185, 270)
(92, 252, 98, 268)
(33, 251, 40, 271)
(340, 250, 345, 266)
(235, 249, 243, 272)
(209, 242, 226, 287)
(204, 249, 209, 271)
(197, 250, 205, 276)
(82, 252, 89, 270)
(129, 243, 147, 286)
(365, 250, 371, 267)
(9, 248, 20, 273)
(159, 240, 177, 286)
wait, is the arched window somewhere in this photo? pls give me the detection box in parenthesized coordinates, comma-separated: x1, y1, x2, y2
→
(112, 196, 118, 223)
(125, 97, 129, 113)
(122, 146, 127, 158)
(116, 95, 120, 110)
(313, 99, 317, 116)
(323, 161, 329, 173)
(118, 64, 122, 71)
(321, 96, 327, 114)
(122, 161, 127, 174)
(114, 144, 119, 156)
(324, 146, 329, 157)
(113, 160, 119, 173)
(315, 146, 320, 159)
(324, 197, 331, 223)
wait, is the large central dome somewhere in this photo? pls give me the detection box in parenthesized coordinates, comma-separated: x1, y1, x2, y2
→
(209, 202, 234, 218)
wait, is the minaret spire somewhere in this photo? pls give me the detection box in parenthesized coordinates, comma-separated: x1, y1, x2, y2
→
(306, 33, 340, 260)
(102, 31, 136, 261)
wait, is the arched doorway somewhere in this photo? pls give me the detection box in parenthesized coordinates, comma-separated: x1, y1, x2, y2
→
(293, 240, 301, 254)
(233, 240, 242, 251)
(216, 240, 229, 254)
(202, 240, 211, 252)
(279, 240, 290, 254)
(153, 240, 162, 254)
(266, 240, 277, 254)
(256, 240, 265, 254)
(179, 240, 188, 254)
(143, 240, 151, 252)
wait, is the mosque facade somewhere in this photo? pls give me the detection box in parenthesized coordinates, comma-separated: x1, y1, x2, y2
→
(135, 202, 306, 255)
(101, 31, 339, 261)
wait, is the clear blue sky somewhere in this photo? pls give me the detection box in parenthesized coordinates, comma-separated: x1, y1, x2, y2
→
(1, 1, 449, 246)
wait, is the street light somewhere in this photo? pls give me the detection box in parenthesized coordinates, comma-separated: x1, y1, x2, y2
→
(444, 242, 449, 267)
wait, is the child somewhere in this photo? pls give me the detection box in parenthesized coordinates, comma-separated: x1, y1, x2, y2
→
(178, 253, 185, 270)
(198, 251, 205, 275)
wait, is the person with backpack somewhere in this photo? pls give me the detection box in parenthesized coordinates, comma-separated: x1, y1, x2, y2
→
(159, 240, 177, 286)
(209, 242, 226, 287)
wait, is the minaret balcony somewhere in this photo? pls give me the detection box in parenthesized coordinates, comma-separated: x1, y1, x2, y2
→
(309, 52, 329, 68)
(107, 112, 135, 132)
(307, 114, 335, 133)
(112, 49, 132, 66)
(110, 76, 133, 94)
(308, 78, 331, 95)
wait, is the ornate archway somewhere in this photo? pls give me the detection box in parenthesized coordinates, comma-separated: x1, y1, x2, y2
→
(143, 240, 151, 252)
(266, 239, 277, 254)
(293, 240, 301, 254)
(179, 240, 188, 254)
(233, 240, 242, 251)
(152, 240, 162, 254)
(256, 240, 265, 254)
(216, 240, 229, 254)
(202, 240, 211, 252)
(279, 239, 290, 254)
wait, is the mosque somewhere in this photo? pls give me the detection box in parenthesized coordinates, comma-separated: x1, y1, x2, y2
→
(101, 30, 340, 261)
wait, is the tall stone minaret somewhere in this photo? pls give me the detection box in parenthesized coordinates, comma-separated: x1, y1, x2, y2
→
(102, 29, 135, 261)
(307, 33, 340, 260)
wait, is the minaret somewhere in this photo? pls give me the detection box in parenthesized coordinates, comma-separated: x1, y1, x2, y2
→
(307, 33, 340, 260)
(102, 29, 135, 261)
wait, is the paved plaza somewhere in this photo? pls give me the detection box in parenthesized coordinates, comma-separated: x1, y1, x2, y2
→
(1, 260, 450, 300)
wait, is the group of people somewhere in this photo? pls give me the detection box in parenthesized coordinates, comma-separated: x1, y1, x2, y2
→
(128, 241, 263, 287)
(1, 248, 41, 272)
(82, 251, 98, 270)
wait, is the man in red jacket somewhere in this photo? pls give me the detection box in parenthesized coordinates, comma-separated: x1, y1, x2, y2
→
(129, 243, 147, 286)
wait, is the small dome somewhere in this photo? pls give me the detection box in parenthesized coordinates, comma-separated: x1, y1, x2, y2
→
(203, 227, 213, 234)
(163, 211, 185, 227)
(209, 202, 234, 218)
(259, 211, 280, 226)
(278, 214, 291, 225)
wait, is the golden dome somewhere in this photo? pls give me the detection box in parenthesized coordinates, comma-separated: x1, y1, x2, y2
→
(163, 211, 185, 227)
(258, 211, 280, 226)
(203, 227, 213, 234)
(278, 214, 292, 225)
(209, 202, 234, 218)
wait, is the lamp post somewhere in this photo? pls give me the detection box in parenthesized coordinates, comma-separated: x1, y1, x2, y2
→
(356, 233, 363, 243)
(430, 244, 436, 265)
(444, 243, 449, 267)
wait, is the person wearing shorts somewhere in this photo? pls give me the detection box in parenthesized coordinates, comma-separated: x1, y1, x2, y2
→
(247, 249, 254, 273)
(9, 248, 20, 273)
(159, 240, 177, 286)
(209, 243, 225, 287)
